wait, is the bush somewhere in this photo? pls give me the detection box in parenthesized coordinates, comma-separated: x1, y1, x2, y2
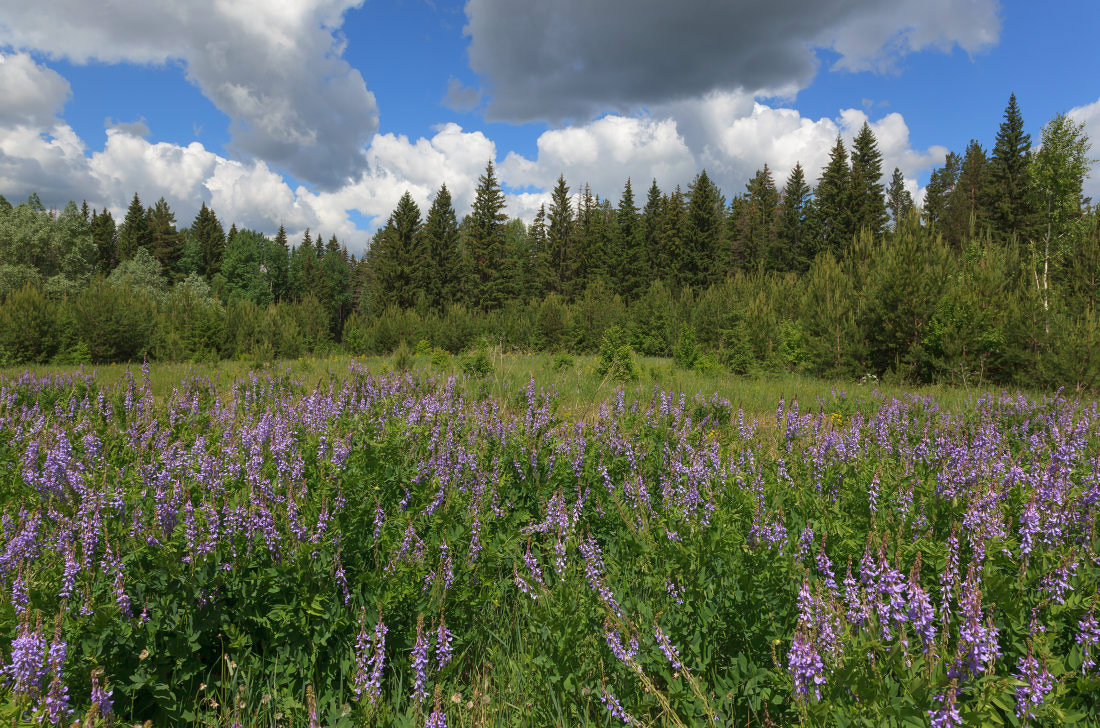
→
(429, 348, 450, 370)
(66, 278, 156, 363)
(595, 326, 639, 382)
(550, 352, 574, 371)
(0, 283, 59, 364)
(672, 326, 699, 370)
(392, 340, 412, 371)
(460, 348, 493, 378)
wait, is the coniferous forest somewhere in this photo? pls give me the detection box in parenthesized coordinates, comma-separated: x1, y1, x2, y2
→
(1, 96, 1097, 390)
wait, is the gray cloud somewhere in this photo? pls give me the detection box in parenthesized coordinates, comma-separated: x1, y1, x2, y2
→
(0, 1, 378, 190)
(442, 76, 482, 112)
(464, 0, 1000, 122)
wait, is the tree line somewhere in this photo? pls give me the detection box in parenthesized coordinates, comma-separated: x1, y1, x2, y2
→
(0, 95, 1096, 389)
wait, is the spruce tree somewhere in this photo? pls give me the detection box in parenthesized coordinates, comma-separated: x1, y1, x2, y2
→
(90, 209, 118, 273)
(685, 170, 725, 287)
(642, 179, 665, 274)
(945, 141, 989, 246)
(849, 122, 888, 237)
(776, 162, 812, 271)
(811, 136, 852, 255)
(371, 191, 422, 309)
(886, 168, 914, 233)
(117, 193, 150, 260)
(147, 197, 182, 273)
(191, 202, 226, 278)
(985, 93, 1035, 242)
(466, 161, 509, 309)
(737, 165, 779, 270)
(922, 152, 960, 229)
(660, 187, 688, 290)
(526, 204, 550, 298)
(546, 175, 576, 297)
(421, 184, 462, 308)
(614, 179, 646, 299)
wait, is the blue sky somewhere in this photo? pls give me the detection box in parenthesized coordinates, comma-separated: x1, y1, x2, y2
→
(0, 0, 1098, 251)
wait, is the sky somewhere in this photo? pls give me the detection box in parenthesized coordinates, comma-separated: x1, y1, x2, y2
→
(1, 0, 1099, 253)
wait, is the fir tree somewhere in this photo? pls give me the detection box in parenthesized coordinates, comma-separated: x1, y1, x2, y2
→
(371, 191, 422, 309)
(147, 197, 182, 273)
(642, 179, 665, 274)
(886, 168, 914, 233)
(117, 193, 150, 260)
(466, 161, 509, 309)
(985, 93, 1035, 242)
(685, 170, 725, 287)
(849, 122, 888, 237)
(737, 165, 779, 270)
(659, 187, 688, 289)
(614, 179, 646, 299)
(90, 209, 118, 274)
(811, 136, 852, 254)
(776, 162, 812, 271)
(191, 202, 226, 277)
(421, 184, 462, 308)
(944, 141, 989, 246)
(527, 204, 550, 298)
(922, 152, 960, 229)
(546, 175, 576, 297)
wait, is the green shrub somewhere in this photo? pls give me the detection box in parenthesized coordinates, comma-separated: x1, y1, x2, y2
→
(414, 339, 432, 355)
(0, 283, 59, 364)
(595, 326, 639, 382)
(692, 351, 722, 375)
(550, 352, 574, 371)
(460, 348, 493, 378)
(66, 278, 156, 363)
(392, 340, 412, 371)
(429, 348, 450, 370)
(672, 325, 699, 370)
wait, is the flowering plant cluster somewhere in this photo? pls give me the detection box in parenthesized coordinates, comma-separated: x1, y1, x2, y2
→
(0, 367, 1094, 726)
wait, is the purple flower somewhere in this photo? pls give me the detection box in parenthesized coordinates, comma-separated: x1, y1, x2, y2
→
(788, 629, 825, 701)
(1078, 606, 1100, 673)
(653, 621, 685, 673)
(599, 686, 639, 726)
(411, 617, 430, 704)
(1013, 652, 1053, 721)
(435, 618, 453, 671)
(90, 668, 113, 717)
(353, 610, 386, 704)
(928, 685, 962, 728)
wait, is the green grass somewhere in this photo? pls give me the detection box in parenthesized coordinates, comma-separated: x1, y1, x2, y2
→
(0, 350, 1078, 420)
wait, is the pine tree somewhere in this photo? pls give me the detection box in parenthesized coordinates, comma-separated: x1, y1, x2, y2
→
(985, 93, 1035, 242)
(546, 175, 576, 297)
(465, 161, 509, 309)
(776, 162, 812, 271)
(421, 184, 462, 308)
(117, 193, 150, 260)
(922, 152, 960, 229)
(849, 122, 888, 237)
(886, 168, 914, 233)
(685, 170, 725, 287)
(147, 197, 182, 273)
(811, 137, 852, 255)
(191, 202, 226, 277)
(944, 141, 989, 246)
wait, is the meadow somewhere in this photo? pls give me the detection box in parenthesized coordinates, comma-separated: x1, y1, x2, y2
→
(0, 354, 1097, 727)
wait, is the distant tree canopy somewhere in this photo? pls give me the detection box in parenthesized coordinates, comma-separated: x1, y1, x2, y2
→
(0, 95, 1097, 390)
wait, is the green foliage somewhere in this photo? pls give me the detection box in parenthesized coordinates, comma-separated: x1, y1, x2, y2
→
(551, 352, 574, 371)
(595, 325, 639, 382)
(392, 339, 412, 371)
(459, 346, 493, 378)
(0, 283, 59, 364)
(672, 325, 699, 370)
(67, 278, 156, 362)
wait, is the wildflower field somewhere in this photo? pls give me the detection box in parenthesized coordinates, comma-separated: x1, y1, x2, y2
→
(0, 360, 1098, 727)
